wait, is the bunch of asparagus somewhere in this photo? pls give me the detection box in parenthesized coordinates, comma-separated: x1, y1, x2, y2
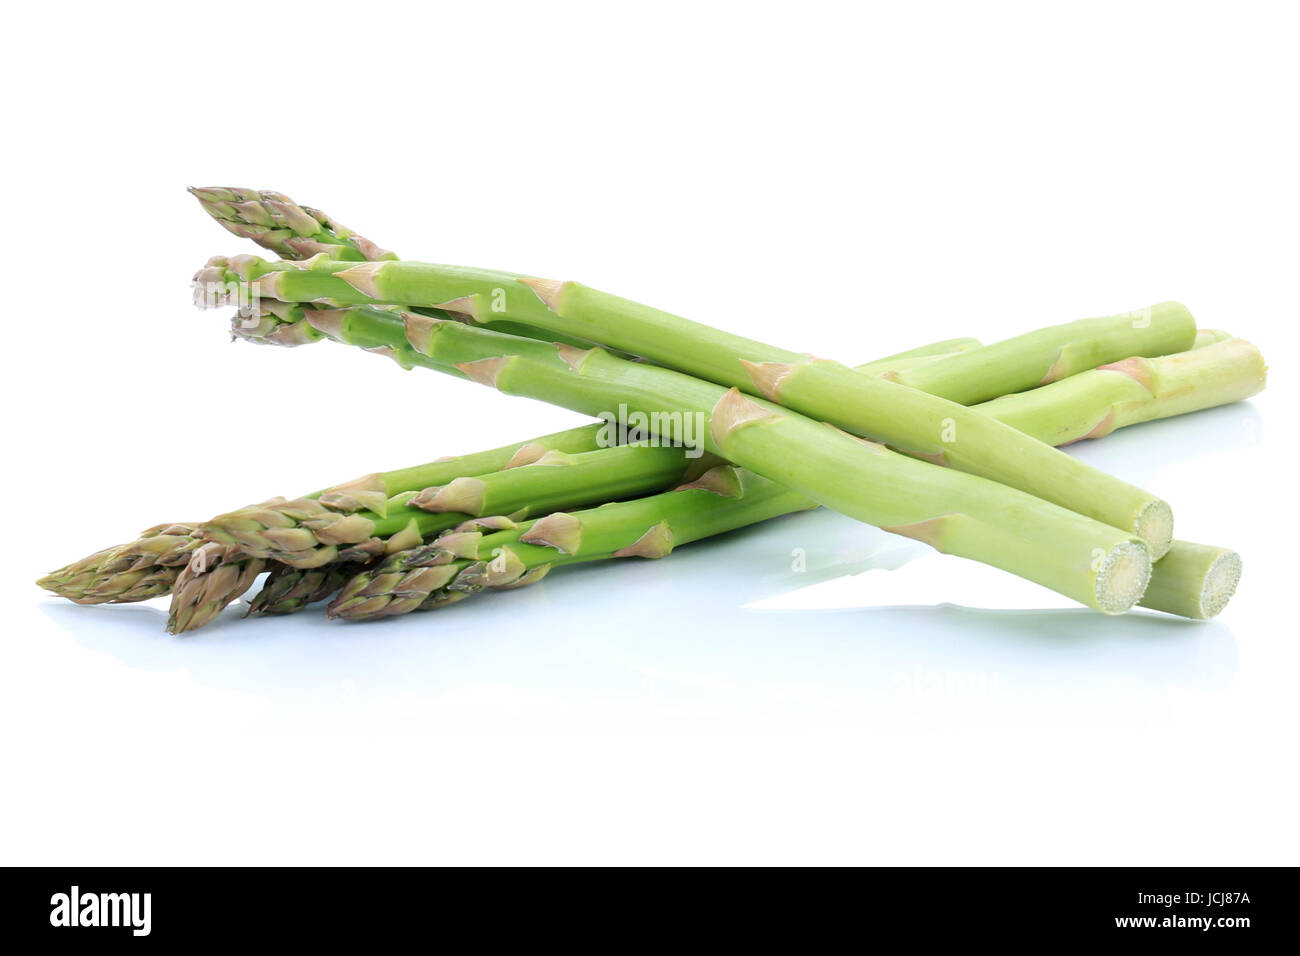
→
(37, 188, 1267, 632)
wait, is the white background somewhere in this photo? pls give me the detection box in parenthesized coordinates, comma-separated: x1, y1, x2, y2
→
(1, 1, 1296, 865)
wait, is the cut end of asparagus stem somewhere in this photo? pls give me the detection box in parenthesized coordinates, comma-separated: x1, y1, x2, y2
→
(1096, 540, 1153, 615)
(1138, 542, 1242, 620)
(1135, 500, 1174, 561)
(1195, 550, 1243, 619)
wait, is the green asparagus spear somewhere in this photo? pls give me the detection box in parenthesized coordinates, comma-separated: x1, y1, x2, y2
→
(338, 332, 1262, 620)
(883, 304, 1196, 403)
(43, 327, 1256, 621)
(1142, 542, 1242, 620)
(976, 337, 1267, 446)
(208, 254, 1177, 557)
(36, 325, 979, 613)
(199, 442, 705, 569)
(210, 296, 1267, 619)
(328, 465, 813, 620)
(220, 302, 1153, 613)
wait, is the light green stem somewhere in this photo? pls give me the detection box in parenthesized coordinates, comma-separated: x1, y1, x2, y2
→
(884, 304, 1196, 403)
(1142, 542, 1242, 620)
(270, 305, 1152, 613)
(219, 304, 1263, 619)
(218, 255, 1177, 557)
(854, 337, 983, 375)
(976, 337, 1267, 446)
(329, 465, 811, 619)
(200, 441, 698, 569)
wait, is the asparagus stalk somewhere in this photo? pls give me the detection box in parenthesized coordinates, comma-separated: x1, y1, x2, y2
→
(856, 337, 983, 375)
(1142, 542, 1242, 620)
(883, 304, 1197, 403)
(226, 303, 1153, 613)
(208, 335, 977, 621)
(314, 422, 615, 514)
(192, 184, 971, 362)
(199, 442, 703, 569)
(395, 330, 1257, 619)
(194, 187, 997, 366)
(976, 337, 1268, 446)
(39, 324, 978, 613)
(211, 300, 1266, 619)
(44, 326, 1253, 621)
(192, 185, 607, 348)
(213, 254, 1176, 557)
(331, 424, 1249, 623)
(337, 503, 1242, 623)
(225, 297, 985, 519)
(328, 466, 814, 620)
(33, 422, 618, 609)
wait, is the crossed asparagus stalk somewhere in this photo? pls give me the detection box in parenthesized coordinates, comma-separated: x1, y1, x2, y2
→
(38, 188, 1265, 631)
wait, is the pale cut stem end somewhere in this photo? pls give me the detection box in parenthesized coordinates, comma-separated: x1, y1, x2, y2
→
(1187, 550, 1242, 619)
(1095, 540, 1152, 615)
(1198, 551, 1242, 619)
(1139, 544, 1242, 620)
(1135, 499, 1174, 561)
